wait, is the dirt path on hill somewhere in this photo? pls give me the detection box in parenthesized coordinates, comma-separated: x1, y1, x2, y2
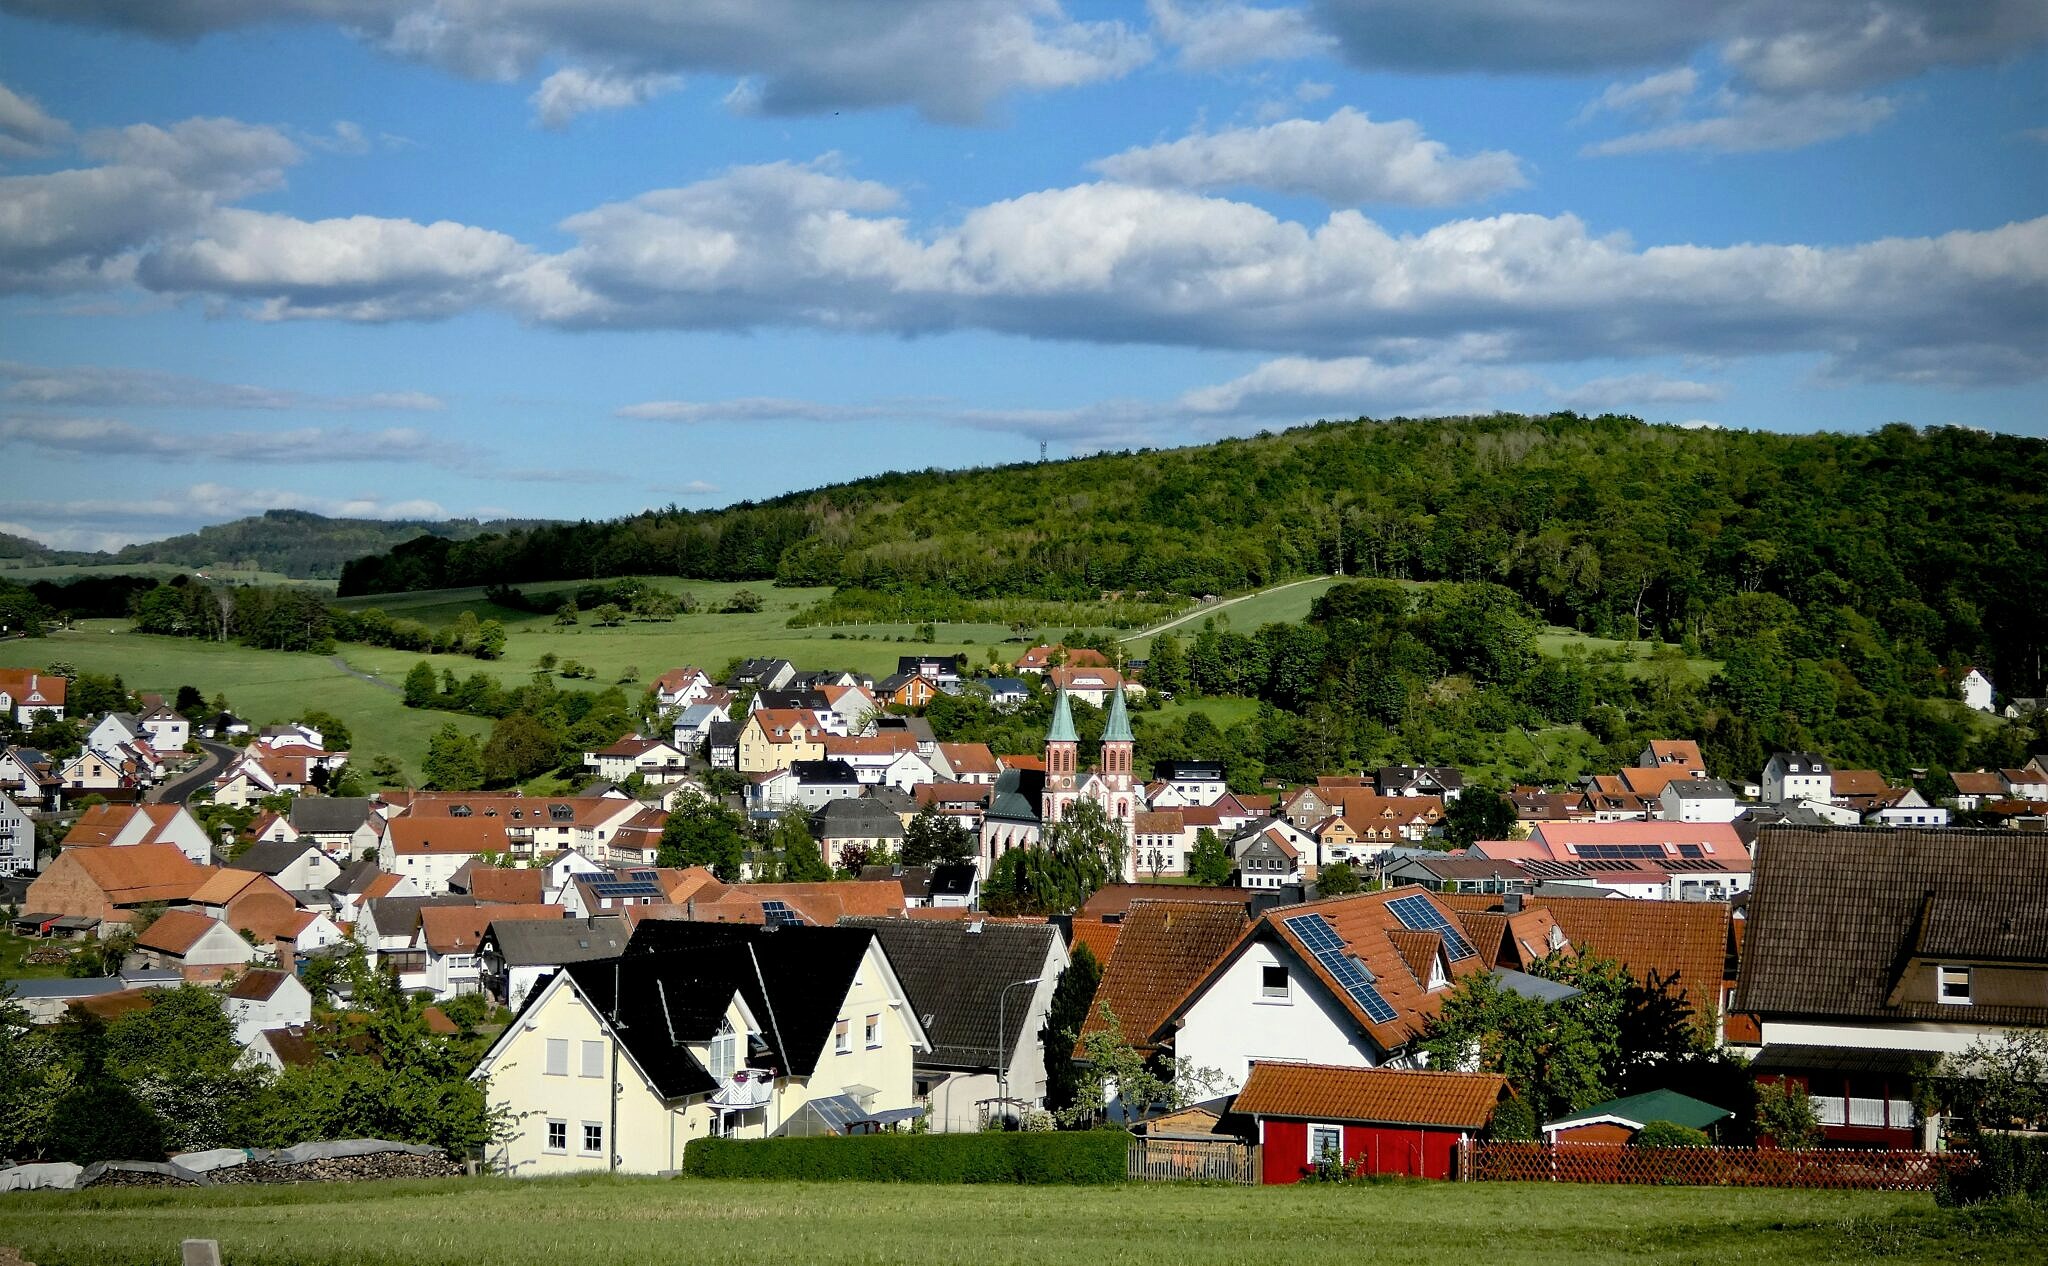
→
(331, 655, 401, 694)
(1132, 575, 1332, 640)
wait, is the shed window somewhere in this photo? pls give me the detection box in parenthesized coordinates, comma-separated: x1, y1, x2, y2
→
(1309, 1124, 1342, 1164)
(1938, 965, 1973, 1005)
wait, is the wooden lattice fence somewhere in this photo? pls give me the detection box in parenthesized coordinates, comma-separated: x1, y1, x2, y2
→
(1463, 1141, 1969, 1192)
(1128, 1139, 1259, 1185)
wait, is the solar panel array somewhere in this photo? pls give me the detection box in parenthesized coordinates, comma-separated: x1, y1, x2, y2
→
(589, 881, 662, 899)
(761, 899, 802, 928)
(1574, 843, 1672, 859)
(1386, 893, 1479, 961)
(1283, 913, 1397, 1024)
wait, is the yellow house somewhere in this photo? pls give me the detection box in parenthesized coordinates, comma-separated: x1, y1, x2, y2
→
(472, 922, 929, 1176)
(737, 709, 826, 774)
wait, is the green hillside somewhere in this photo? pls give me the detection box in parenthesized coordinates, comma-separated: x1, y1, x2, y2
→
(335, 414, 2048, 703)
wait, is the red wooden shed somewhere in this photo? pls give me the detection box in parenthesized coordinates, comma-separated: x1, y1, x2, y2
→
(1233, 1061, 1512, 1183)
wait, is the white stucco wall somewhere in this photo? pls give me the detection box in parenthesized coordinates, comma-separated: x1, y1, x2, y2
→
(1169, 940, 1377, 1093)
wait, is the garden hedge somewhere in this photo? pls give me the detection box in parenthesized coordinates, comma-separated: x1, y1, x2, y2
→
(1937, 1135, 2048, 1207)
(682, 1130, 1129, 1184)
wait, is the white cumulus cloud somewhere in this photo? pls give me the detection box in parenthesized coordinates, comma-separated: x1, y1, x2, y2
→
(1091, 108, 1527, 206)
(531, 66, 684, 129)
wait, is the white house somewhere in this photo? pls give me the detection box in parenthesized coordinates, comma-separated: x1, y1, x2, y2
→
(1867, 789, 1951, 829)
(0, 669, 66, 724)
(473, 922, 929, 1175)
(235, 838, 344, 891)
(1659, 778, 1742, 824)
(418, 903, 564, 1000)
(138, 705, 190, 751)
(1960, 668, 1994, 713)
(1232, 822, 1306, 890)
(1153, 890, 1489, 1094)
(0, 791, 33, 876)
(1762, 753, 1832, 804)
(222, 968, 313, 1047)
(61, 803, 213, 865)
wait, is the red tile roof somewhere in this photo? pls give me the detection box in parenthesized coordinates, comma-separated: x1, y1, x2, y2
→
(63, 844, 213, 904)
(1234, 1062, 1510, 1130)
(227, 968, 296, 1001)
(1079, 900, 1248, 1052)
(136, 908, 226, 956)
(420, 903, 563, 954)
(1068, 917, 1121, 968)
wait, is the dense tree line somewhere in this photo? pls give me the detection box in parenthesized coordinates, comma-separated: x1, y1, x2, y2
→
(0, 955, 499, 1164)
(124, 576, 508, 661)
(335, 415, 2047, 698)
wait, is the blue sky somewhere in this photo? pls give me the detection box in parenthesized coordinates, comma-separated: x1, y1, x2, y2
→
(0, 1, 2042, 551)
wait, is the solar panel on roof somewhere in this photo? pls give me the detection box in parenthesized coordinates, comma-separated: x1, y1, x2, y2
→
(761, 899, 802, 928)
(628, 868, 658, 881)
(589, 881, 662, 899)
(1386, 893, 1478, 961)
(1282, 912, 1398, 1024)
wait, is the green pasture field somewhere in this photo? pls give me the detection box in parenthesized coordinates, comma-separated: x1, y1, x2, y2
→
(0, 1174, 2031, 1266)
(0, 623, 487, 783)
(335, 578, 1072, 686)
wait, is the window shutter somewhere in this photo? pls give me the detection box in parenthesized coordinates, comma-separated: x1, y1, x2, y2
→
(545, 1038, 568, 1076)
(581, 1039, 604, 1078)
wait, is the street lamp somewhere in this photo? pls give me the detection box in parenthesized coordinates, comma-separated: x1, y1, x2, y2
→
(996, 975, 1043, 1126)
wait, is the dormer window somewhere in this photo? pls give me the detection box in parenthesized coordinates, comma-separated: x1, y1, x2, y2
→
(1938, 966, 1972, 1005)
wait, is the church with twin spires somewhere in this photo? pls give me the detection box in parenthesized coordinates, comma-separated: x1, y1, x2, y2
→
(979, 685, 1141, 882)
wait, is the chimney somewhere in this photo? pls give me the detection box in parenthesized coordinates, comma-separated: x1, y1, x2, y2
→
(1503, 892, 1524, 914)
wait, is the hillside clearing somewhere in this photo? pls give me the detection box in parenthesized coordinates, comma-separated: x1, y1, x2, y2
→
(0, 1175, 2030, 1266)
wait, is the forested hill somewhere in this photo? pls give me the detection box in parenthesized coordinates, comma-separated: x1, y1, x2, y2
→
(337, 414, 2048, 695)
(9, 510, 558, 579)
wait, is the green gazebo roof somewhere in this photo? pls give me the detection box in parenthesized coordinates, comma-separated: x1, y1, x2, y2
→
(1546, 1089, 1732, 1133)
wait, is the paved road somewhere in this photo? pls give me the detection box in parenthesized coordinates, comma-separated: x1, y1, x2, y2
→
(150, 738, 238, 805)
(1132, 575, 1334, 641)
(331, 655, 401, 694)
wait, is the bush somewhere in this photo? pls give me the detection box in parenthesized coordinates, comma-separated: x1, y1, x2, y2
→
(1631, 1120, 1712, 1149)
(1938, 1134, 2048, 1207)
(682, 1129, 1128, 1184)
(1486, 1097, 1538, 1142)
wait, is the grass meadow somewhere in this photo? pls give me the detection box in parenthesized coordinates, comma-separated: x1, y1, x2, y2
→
(0, 623, 489, 783)
(1, 1175, 2034, 1266)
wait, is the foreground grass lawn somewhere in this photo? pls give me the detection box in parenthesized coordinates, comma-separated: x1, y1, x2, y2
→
(1, 1176, 2036, 1266)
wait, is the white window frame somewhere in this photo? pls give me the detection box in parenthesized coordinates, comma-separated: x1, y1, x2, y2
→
(1938, 965, 1973, 1005)
(865, 1014, 881, 1049)
(544, 1037, 569, 1077)
(1308, 1123, 1343, 1164)
(1259, 963, 1291, 1002)
(581, 1121, 604, 1156)
(544, 1118, 567, 1154)
(710, 1021, 739, 1083)
(580, 1039, 605, 1078)
(835, 1019, 850, 1054)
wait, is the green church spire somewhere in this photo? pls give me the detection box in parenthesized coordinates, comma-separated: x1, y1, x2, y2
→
(1101, 685, 1134, 744)
(1046, 688, 1078, 743)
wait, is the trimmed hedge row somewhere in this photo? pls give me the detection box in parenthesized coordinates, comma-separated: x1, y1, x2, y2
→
(682, 1130, 1129, 1184)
